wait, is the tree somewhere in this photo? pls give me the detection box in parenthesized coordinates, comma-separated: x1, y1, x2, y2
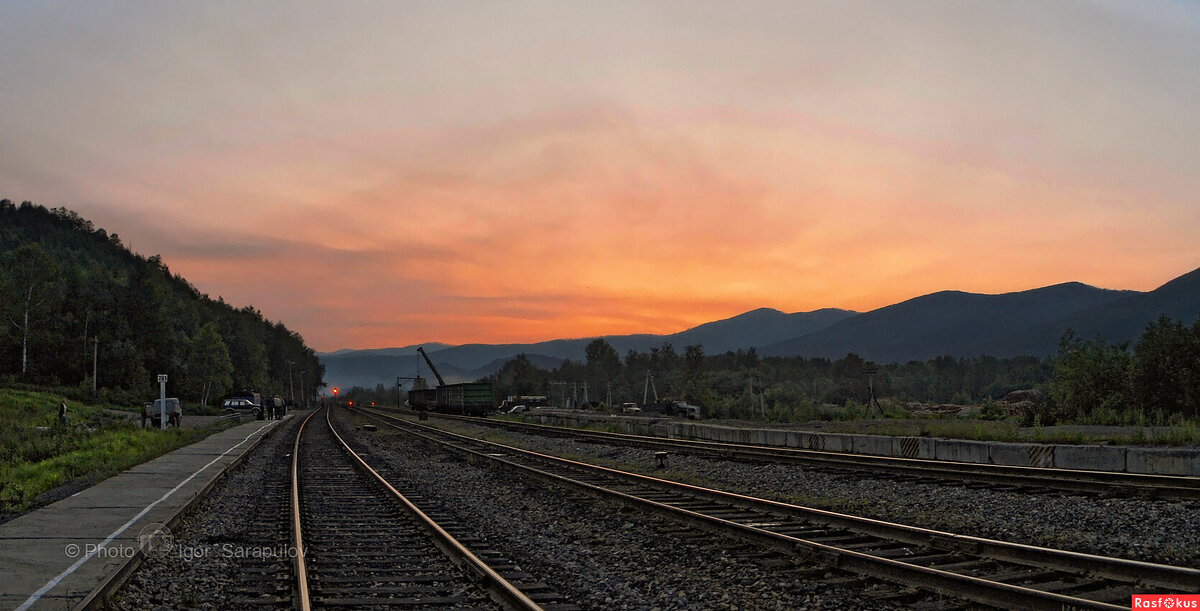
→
(585, 339, 621, 404)
(184, 322, 234, 406)
(682, 344, 714, 405)
(0, 243, 60, 375)
(489, 354, 544, 397)
(1047, 331, 1132, 423)
(0, 201, 326, 398)
(1131, 316, 1200, 420)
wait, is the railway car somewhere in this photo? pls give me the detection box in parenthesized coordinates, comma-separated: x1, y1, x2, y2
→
(408, 382, 493, 416)
(437, 382, 493, 416)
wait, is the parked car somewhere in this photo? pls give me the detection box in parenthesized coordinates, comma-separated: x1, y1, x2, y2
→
(620, 402, 642, 414)
(148, 398, 183, 427)
(222, 397, 260, 418)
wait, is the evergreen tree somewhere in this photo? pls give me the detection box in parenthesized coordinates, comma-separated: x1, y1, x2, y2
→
(184, 322, 234, 406)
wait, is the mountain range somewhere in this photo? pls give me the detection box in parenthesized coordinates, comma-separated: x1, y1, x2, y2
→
(320, 266, 1200, 390)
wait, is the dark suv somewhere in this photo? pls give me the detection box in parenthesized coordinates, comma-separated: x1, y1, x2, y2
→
(221, 397, 260, 418)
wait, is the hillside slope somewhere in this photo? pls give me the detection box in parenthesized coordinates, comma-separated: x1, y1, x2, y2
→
(761, 282, 1135, 361)
(0, 200, 323, 401)
(320, 308, 854, 388)
(322, 267, 1200, 386)
(1018, 267, 1200, 352)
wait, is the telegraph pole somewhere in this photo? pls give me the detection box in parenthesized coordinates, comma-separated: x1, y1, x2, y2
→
(287, 360, 296, 405)
(549, 381, 568, 409)
(92, 337, 98, 400)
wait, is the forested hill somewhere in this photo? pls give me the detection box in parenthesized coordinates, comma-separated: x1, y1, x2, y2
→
(0, 199, 323, 405)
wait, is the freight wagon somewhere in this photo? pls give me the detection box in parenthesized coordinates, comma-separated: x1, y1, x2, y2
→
(408, 382, 493, 416)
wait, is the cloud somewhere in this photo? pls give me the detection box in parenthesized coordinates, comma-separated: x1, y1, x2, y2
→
(3, 2, 1199, 350)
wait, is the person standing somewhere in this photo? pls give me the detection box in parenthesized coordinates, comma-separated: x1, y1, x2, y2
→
(58, 398, 68, 426)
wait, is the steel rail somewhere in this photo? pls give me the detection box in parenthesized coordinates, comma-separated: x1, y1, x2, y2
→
(320, 408, 544, 611)
(358, 407, 1200, 609)
(412, 409, 1200, 499)
(290, 410, 315, 611)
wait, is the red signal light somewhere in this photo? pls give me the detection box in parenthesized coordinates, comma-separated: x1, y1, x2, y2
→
(332, 387, 338, 395)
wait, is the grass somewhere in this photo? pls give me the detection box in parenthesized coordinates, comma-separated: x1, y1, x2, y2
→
(0, 387, 211, 515)
(816, 416, 1200, 445)
(1149, 420, 1200, 445)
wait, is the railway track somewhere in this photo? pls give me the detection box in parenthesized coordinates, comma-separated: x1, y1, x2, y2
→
(355, 406, 1200, 610)
(291, 409, 573, 610)
(403, 409, 1200, 500)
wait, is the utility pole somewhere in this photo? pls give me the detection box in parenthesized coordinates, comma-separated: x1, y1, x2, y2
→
(287, 360, 296, 405)
(92, 336, 98, 400)
(643, 371, 659, 405)
(748, 371, 768, 420)
(298, 370, 306, 409)
(549, 381, 568, 409)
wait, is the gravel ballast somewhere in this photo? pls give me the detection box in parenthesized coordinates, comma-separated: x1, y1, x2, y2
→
(114, 414, 303, 610)
(341, 409, 911, 610)
(419, 415, 1200, 568)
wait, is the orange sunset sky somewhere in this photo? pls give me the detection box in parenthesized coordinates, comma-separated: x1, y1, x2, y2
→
(2, 2, 1199, 352)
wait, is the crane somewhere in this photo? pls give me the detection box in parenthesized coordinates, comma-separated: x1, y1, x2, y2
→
(416, 346, 446, 387)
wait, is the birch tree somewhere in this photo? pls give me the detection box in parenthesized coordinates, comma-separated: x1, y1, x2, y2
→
(0, 243, 59, 375)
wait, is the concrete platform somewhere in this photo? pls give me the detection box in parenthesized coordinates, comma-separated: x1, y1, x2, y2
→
(0, 418, 283, 610)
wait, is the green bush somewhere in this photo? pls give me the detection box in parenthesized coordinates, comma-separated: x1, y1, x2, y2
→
(979, 398, 1006, 421)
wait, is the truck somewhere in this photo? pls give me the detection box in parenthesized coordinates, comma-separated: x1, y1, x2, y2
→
(671, 401, 702, 420)
(144, 398, 182, 427)
(641, 399, 702, 419)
